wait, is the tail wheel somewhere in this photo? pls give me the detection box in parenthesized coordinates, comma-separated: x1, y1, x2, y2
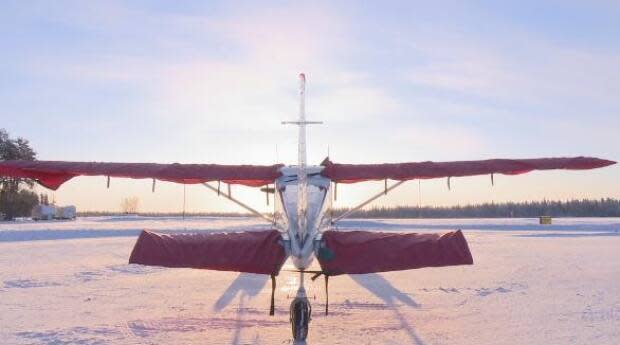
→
(290, 296, 311, 341)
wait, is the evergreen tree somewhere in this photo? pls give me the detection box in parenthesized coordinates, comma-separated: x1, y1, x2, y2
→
(0, 128, 38, 220)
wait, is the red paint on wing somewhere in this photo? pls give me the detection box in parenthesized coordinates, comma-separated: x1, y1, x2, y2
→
(321, 157, 615, 183)
(0, 160, 283, 190)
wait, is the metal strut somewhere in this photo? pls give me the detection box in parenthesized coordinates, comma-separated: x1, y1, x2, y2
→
(331, 180, 407, 224)
(270, 274, 276, 316)
(324, 275, 329, 316)
(310, 271, 329, 315)
(202, 182, 273, 224)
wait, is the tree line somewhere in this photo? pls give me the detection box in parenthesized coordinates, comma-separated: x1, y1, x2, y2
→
(79, 198, 620, 219)
(333, 198, 620, 219)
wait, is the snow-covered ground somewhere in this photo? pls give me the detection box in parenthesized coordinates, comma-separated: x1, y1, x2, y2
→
(1, 216, 619, 344)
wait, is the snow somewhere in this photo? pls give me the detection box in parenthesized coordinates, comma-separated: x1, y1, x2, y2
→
(1, 216, 619, 344)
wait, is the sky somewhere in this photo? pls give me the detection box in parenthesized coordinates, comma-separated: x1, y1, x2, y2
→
(1, 0, 619, 213)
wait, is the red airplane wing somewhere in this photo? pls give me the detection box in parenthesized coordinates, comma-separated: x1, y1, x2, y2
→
(321, 157, 615, 183)
(0, 160, 283, 190)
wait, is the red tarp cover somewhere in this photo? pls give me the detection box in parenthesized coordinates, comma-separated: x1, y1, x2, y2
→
(317, 230, 473, 275)
(129, 230, 287, 275)
(321, 157, 615, 183)
(0, 160, 284, 190)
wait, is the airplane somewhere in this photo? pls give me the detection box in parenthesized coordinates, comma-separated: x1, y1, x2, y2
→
(0, 73, 615, 342)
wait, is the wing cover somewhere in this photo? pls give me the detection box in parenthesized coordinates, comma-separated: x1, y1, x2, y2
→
(0, 160, 283, 190)
(317, 230, 473, 275)
(321, 157, 615, 183)
(129, 229, 287, 275)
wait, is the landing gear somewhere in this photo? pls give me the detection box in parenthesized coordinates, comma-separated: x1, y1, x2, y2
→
(290, 288, 311, 341)
(290, 271, 311, 342)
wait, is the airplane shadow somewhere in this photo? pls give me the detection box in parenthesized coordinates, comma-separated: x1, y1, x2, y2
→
(350, 273, 426, 345)
(350, 273, 420, 308)
(213, 273, 269, 312)
(212, 273, 269, 345)
(215, 273, 425, 344)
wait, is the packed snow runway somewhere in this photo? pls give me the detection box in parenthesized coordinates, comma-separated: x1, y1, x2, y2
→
(1, 217, 619, 344)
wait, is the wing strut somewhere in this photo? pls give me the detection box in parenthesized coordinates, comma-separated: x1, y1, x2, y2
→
(202, 182, 274, 225)
(331, 180, 407, 224)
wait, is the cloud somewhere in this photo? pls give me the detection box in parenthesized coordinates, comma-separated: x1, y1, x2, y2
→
(405, 29, 620, 116)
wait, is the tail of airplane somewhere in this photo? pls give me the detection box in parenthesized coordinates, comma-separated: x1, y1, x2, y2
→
(282, 73, 322, 241)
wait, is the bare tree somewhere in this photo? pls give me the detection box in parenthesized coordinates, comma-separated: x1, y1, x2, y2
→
(120, 197, 140, 214)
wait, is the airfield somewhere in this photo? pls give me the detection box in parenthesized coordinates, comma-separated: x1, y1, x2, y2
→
(1, 216, 619, 344)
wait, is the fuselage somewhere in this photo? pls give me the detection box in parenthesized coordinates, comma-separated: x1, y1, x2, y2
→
(277, 73, 331, 270)
(275, 165, 331, 270)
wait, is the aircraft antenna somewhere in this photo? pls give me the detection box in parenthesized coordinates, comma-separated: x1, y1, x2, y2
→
(182, 183, 186, 220)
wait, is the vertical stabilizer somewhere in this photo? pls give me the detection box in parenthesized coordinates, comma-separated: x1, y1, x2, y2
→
(281, 73, 322, 249)
(297, 73, 308, 241)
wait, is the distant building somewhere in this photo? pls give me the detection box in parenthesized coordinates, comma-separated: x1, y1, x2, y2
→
(31, 205, 76, 221)
(31, 205, 56, 220)
(55, 206, 76, 220)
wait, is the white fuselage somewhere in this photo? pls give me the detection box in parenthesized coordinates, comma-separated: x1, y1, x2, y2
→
(275, 166, 331, 270)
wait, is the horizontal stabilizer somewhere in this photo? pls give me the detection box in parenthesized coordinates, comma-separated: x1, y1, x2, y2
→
(129, 229, 287, 275)
(317, 230, 473, 275)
